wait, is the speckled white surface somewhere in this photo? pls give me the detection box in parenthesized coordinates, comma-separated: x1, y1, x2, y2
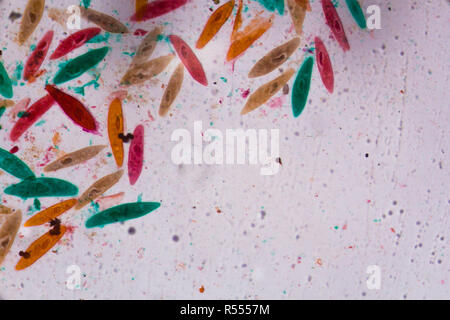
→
(0, 0, 448, 299)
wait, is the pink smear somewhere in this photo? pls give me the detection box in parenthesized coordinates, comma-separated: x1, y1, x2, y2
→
(268, 96, 285, 109)
(96, 192, 125, 211)
(134, 29, 148, 36)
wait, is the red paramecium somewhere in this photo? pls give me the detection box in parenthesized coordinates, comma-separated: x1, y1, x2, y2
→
(50, 28, 101, 60)
(128, 125, 144, 186)
(23, 30, 54, 80)
(321, 0, 350, 51)
(10, 95, 55, 142)
(130, 0, 188, 21)
(314, 37, 334, 93)
(169, 35, 208, 86)
(45, 85, 97, 132)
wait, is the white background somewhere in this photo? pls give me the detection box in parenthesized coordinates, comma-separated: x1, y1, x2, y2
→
(0, 0, 448, 299)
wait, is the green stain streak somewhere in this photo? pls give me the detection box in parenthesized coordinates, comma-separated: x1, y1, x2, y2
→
(81, 0, 91, 8)
(4, 177, 78, 200)
(157, 34, 170, 43)
(88, 200, 100, 215)
(11, 62, 23, 87)
(0, 61, 13, 99)
(292, 56, 314, 118)
(0, 107, 5, 119)
(345, 0, 367, 29)
(68, 73, 101, 96)
(0, 147, 35, 180)
(30, 44, 36, 51)
(252, 0, 284, 15)
(122, 52, 135, 57)
(87, 32, 111, 44)
(35, 120, 46, 126)
(220, 77, 228, 83)
(34, 198, 41, 210)
(18, 111, 30, 118)
(53, 47, 109, 85)
(85, 202, 161, 228)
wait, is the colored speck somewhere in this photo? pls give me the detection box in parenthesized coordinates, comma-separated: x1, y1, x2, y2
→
(34, 198, 41, 210)
(81, 0, 91, 8)
(9, 146, 19, 154)
(199, 286, 205, 293)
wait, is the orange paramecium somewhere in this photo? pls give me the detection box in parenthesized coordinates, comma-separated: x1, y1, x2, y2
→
(15, 225, 67, 270)
(196, 0, 234, 49)
(24, 199, 77, 227)
(295, 0, 310, 10)
(231, 0, 243, 41)
(108, 98, 124, 167)
(135, 0, 148, 21)
(226, 15, 274, 62)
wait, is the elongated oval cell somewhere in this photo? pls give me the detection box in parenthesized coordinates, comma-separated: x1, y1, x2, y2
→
(15, 225, 67, 270)
(135, 0, 148, 21)
(128, 125, 144, 186)
(196, 0, 234, 49)
(169, 35, 207, 86)
(4, 177, 78, 200)
(10, 95, 55, 142)
(130, 27, 163, 67)
(50, 28, 101, 60)
(227, 16, 273, 61)
(23, 30, 53, 80)
(18, 0, 45, 45)
(292, 56, 314, 117)
(43, 145, 106, 172)
(120, 54, 174, 86)
(80, 7, 128, 33)
(53, 47, 109, 85)
(85, 202, 161, 228)
(345, 0, 367, 29)
(108, 99, 124, 167)
(0, 147, 35, 180)
(130, 0, 188, 21)
(45, 85, 98, 132)
(314, 37, 334, 94)
(0, 208, 22, 266)
(322, 0, 350, 51)
(0, 62, 13, 99)
(231, 0, 243, 41)
(76, 170, 123, 209)
(24, 199, 77, 227)
(287, 0, 307, 35)
(241, 68, 295, 115)
(159, 63, 184, 117)
(248, 37, 300, 78)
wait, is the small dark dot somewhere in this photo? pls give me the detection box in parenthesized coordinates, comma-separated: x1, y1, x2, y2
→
(128, 227, 136, 235)
(172, 235, 179, 242)
(393, 201, 397, 205)
(365, 153, 369, 158)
